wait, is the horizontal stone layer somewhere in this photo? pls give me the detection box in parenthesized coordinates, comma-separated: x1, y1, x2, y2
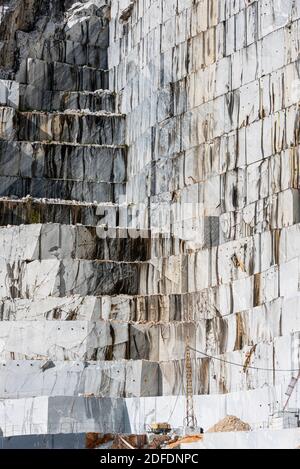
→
(0, 107, 126, 145)
(1, 294, 298, 352)
(0, 331, 296, 399)
(0, 320, 195, 362)
(0, 360, 158, 399)
(0, 81, 116, 113)
(0, 384, 296, 436)
(0, 237, 299, 300)
(0, 198, 122, 227)
(1, 428, 300, 450)
(25, 39, 108, 69)
(0, 317, 297, 365)
(0, 176, 126, 203)
(0, 293, 208, 322)
(18, 59, 109, 92)
(0, 224, 153, 262)
(0, 296, 104, 321)
(0, 432, 90, 449)
(0, 396, 125, 436)
(0, 259, 145, 297)
(0, 224, 187, 263)
(0, 141, 126, 183)
(19, 87, 116, 112)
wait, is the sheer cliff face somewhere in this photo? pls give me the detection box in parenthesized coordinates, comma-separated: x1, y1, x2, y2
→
(0, 0, 38, 74)
(109, 0, 300, 400)
(0, 0, 300, 440)
(0, 0, 110, 77)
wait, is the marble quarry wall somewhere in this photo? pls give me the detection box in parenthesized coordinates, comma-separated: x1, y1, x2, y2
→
(108, 0, 300, 427)
(0, 0, 299, 443)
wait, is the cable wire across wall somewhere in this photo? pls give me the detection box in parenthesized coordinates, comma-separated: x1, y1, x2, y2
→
(189, 347, 300, 373)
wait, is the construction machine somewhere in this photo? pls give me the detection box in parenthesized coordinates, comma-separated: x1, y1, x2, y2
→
(149, 423, 172, 435)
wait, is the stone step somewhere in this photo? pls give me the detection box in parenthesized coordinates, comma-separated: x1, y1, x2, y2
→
(0, 320, 200, 362)
(0, 292, 293, 339)
(0, 141, 126, 183)
(0, 350, 290, 399)
(0, 296, 105, 322)
(16, 110, 125, 145)
(0, 251, 218, 298)
(0, 176, 126, 204)
(0, 224, 152, 262)
(0, 319, 294, 374)
(0, 396, 125, 437)
(19, 87, 116, 112)
(0, 197, 123, 226)
(0, 294, 202, 322)
(0, 79, 19, 108)
(0, 360, 158, 399)
(17, 58, 109, 92)
(0, 259, 148, 298)
(0, 224, 187, 263)
(26, 38, 108, 69)
(0, 386, 289, 437)
(0, 257, 186, 297)
(0, 107, 126, 145)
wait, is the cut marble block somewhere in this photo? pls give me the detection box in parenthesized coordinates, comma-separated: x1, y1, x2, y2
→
(0, 296, 103, 321)
(0, 433, 89, 449)
(0, 321, 199, 361)
(0, 80, 19, 108)
(16, 111, 126, 145)
(2, 0, 300, 444)
(0, 259, 144, 298)
(0, 386, 288, 436)
(19, 87, 116, 112)
(0, 321, 130, 361)
(0, 141, 127, 183)
(0, 292, 213, 322)
(0, 360, 159, 398)
(18, 59, 109, 92)
(0, 106, 16, 140)
(23, 39, 109, 69)
(0, 107, 126, 145)
(0, 198, 123, 227)
(0, 223, 195, 263)
(0, 396, 125, 436)
(0, 176, 126, 203)
(184, 429, 300, 450)
(0, 224, 152, 262)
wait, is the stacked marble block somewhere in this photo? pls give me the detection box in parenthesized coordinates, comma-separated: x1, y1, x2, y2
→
(1, 0, 300, 441)
(107, 0, 300, 430)
(0, 0, 151, 436)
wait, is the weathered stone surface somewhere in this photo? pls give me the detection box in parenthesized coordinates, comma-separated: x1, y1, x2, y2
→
(0, 224, 151, 262)
(0, 177, 126, 203)
(0, 198, 122, 227)
(0, 0, 300, 448)
(0, 396, 125, 436)
(0, 141, 126, 183)
(18, 58, 108, 92)
(0, 359, 159, 399)
(0, 108, 126, 145)
(19, 87, 116, 112)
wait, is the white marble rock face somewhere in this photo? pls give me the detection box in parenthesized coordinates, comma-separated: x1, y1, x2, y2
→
(0, 0, 300, 447)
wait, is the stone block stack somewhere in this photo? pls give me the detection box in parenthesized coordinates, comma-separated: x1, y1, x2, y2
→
(0, 0, 156, 437)
(0, 0, 300, 448)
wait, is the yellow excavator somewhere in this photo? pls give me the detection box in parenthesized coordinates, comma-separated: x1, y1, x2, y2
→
(149, 423, 172, 435)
